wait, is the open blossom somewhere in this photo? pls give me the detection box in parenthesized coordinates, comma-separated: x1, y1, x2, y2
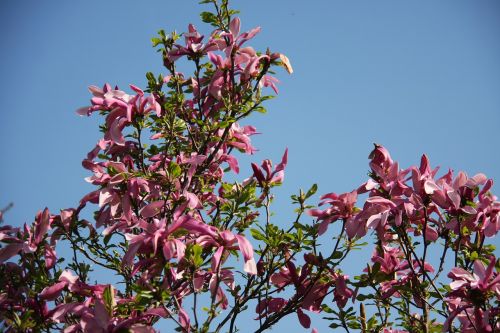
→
(443, 257, 500, 332)
(77, 84, 161, 146)
(332, 272, 354, 308)
(0, 225, 23, 264)
(448, 256, 500, 296)
(40, 270, 80, 301)
(443, 297, 497, 333)
(168, 24, 218, 61)
(369, 245, 405, 275)
(0, 208, 57, 265)
(307, 190, 357, 236)
(50, 296, 163, 332)
(197, 229, 257, 276)
(367, 144, 411, 197)
(224, 123, 258, 154)
(266, 254, 353, 328)
(2, 0, 499, 329)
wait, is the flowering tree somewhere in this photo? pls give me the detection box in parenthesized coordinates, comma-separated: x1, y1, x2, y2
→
(1, 1, 499, 332)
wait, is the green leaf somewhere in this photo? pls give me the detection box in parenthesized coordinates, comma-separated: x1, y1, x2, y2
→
(192, 244, 203, 267)
(255, 106, 267, 114)
(305, 183, 318, 199)
(146, 72, 156, 82)
(168, 161, 182, 178)
(151, 37, 162, 47)
(260, 95, 275, 101)
(331, 251, 343, 259)
(356, 293, 373, 301)
(250, 228, 266, 241)
(103, 233, 112, 246)
(200, 11, 217, 25)
(347, 321, 361, 329)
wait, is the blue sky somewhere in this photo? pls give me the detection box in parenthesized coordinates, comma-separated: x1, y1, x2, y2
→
(1, 0, 499, 331)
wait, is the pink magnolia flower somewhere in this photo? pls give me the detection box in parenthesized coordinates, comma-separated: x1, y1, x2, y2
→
(260, 75, 280, 94)
(33, 207, 51, 245)
(251, 148, 288, 187)
(216, 17, 261, 55)
(39, 270, 80, 301)
(375, 258, 434, 302)
(332, 272, 354, 308)
(122, 214, 209, 267)
(269, 256, 345, 325)
(369, 245, 405, 275)
(444, 297, 495, 333)
(77, 84, 160, 146)
(168, 24, 218, 61)
(204, 269, 235, 310)
(411, 154, 440, 199)
(44, 244, 57, 269)
(307, 190, 358, 236)
(0, 225, 23, 264)
(349, 196, 396, 239)
(178, 307, 191, 333)
(226, 123, 258, 154)
(365, 144, 411, 198)
(199, 230, 257, 275)
(255, 297, 288, 319)
(448, 256, 500, 296)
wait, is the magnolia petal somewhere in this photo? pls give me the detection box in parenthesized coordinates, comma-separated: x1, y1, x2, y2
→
(235, 234, 254, 261)
(473, 260, 486, 281)
(76, 106, 92, 116)
(34, 208, 51, 244)
(109, 117, 128, 146)
(224, 154, 240, 174)
(449, 280, 468, 290)
(129, 325, 156, 333)
(0, 242, 23, 263)
(297, 308, 311, 328)
(424, 180, 440, 195)
(44, 245, 57, 269)
(123, 241, 142, 266)
(59, 270, 79, 284)
(40, 281, 67, 300)
(279, 54, 293, 74)
(178, 308, 191, 333)
(99, 188, 114, 208)
(424, 226, 439, 242)
(229, 17, 241, 38)
(140, 200, 166, 218)
(317, 219, 331, 236)
(244, 258, 257, 275)
(212, 246, 225, 272)
(51, 303, 84, 323)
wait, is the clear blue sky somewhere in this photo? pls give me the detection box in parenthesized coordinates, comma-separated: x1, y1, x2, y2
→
(1, 0, 499, 331)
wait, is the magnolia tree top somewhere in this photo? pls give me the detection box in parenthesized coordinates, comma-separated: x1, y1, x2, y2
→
(0, 1, 499, 332)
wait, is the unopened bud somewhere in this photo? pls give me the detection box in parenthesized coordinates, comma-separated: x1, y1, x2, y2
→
(360, 303, 367, 332)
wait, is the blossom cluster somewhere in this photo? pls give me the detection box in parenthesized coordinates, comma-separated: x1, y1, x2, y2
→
(1, 4, 294, 331)
(310, 144, 500, 331)
(1, 1, 499, 332)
